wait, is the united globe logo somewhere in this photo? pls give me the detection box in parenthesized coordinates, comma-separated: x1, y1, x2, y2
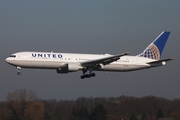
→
(139, 44, 160, 60)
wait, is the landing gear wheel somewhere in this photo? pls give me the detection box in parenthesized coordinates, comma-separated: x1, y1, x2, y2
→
(16, 66, 21, 75)
(87, 74, 91, 78)
(81, 69, 96, 79)
(17, 72, 21, 75)
(81, 75, 85, 79)
(80, 73, 96, 79)
(91, 73, 96, 77)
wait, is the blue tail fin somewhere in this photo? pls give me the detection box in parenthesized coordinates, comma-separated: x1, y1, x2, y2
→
(138, 31, 170, 60)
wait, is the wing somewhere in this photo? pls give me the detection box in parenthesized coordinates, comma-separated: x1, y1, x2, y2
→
(81, 52, 130, 68)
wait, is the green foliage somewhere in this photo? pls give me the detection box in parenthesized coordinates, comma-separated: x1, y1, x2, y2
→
(70, 104, 107, 120)
(90, 104, 107, 120)
(129, 113, 137, 120)
(156, 108, 164, 120)
(70, 106, 89, 120)
(141, 111, 147, 120)
(1, 90, 180, 120)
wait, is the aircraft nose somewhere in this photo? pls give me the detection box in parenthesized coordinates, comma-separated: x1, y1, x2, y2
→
(5, 57, 11, 63)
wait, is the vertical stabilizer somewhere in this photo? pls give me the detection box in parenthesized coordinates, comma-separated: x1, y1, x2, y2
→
(138, 31, 170, 60)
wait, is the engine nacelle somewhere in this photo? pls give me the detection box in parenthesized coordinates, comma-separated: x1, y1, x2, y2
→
(56, 63, 80, 74)
(94, 63, 104, 70)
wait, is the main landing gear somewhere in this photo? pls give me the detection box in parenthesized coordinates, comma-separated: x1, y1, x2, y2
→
(81, 70, 96, 79)
(16, 66, 21, 75)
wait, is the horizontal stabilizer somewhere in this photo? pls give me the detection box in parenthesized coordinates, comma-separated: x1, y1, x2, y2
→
(147, 58, 173, 67)
(147, 58, 174, 64)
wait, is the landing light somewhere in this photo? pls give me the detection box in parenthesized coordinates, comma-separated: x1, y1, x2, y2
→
(162, 61, 166, 65)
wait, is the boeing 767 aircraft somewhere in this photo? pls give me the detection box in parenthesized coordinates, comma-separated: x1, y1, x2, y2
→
(6, 31, 173, 79)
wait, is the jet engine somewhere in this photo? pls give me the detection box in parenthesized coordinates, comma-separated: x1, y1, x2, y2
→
(56, 63, 80, 73)
(94, 63, 104, 70)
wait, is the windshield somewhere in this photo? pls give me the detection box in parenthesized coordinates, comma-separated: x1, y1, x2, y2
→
(10, 55, 16, 57)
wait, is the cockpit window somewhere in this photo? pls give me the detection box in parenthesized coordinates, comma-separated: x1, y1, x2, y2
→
(10, 55, 16, 57)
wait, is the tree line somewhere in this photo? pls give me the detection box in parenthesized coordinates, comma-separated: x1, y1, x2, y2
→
(0, 89, 180, 120)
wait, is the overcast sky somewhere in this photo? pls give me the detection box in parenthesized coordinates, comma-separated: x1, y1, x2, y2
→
(0, 1, 179, 101)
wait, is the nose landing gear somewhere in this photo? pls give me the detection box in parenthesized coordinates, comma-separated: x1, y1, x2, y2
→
(16, 66, 21, 75)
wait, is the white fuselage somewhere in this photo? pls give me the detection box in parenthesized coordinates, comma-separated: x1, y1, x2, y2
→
(6, 51, 155, 72)
(5, 31, 172, 78)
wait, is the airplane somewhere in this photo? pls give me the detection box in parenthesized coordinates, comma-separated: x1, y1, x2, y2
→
(6, 31, 173, 79)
